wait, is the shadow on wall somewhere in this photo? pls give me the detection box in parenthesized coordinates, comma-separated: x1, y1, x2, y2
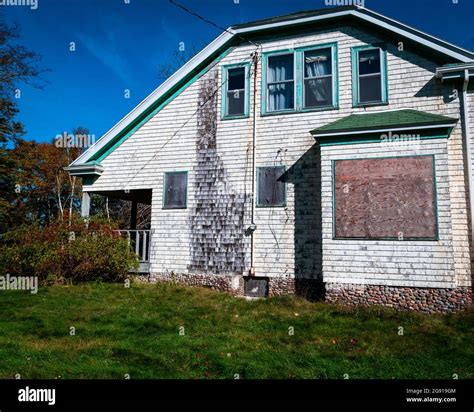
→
(283, 143, 324, 301)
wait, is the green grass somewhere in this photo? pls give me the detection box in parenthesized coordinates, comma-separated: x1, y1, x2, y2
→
(0, 282, 472, 379)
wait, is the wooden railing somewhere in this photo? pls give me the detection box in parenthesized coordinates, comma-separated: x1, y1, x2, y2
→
(116, 229, 151, 263)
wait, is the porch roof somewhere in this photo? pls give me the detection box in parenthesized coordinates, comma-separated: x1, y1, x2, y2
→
(310, 109, 458, 137)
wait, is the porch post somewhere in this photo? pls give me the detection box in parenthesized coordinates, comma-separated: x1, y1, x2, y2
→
(81, 192, 90, 218)
(130, 200, 137, 230)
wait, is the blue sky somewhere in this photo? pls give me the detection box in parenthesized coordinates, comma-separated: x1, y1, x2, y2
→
(4, 0, 474, 143)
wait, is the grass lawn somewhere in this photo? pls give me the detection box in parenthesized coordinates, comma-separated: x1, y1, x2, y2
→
(0, 282, 472, 379)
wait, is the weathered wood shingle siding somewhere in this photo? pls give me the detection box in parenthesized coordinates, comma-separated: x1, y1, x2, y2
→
(85, 24, 472, 288)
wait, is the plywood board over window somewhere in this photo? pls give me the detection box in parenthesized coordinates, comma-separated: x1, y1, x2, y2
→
(333, 155, 438, 240)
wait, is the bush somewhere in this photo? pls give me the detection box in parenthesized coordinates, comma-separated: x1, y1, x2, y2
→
(0, 217, 139, 284)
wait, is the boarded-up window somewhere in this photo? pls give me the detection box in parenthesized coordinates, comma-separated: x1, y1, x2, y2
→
(257, 166, 286, 207)
(333, 156, 437, 240)
(163, 172, 188, 209)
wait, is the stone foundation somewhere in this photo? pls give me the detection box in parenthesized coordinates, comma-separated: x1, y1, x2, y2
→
(268, 277, 325, 301)
(325, 283, 472, 313)
(140, 272, 242, 295)
(137, 273, 472, 312)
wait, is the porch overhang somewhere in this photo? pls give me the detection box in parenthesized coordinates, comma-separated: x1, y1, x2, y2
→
(310, 109, 458, 146)
(87, 189, 152, 205)
(64, 161, 104, 177)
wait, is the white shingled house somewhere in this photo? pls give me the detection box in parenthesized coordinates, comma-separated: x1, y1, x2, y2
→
(66, 6, 474, 312)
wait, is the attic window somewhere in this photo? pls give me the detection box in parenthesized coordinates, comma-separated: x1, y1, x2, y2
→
(352, 46, 388, 106)
(163, 171, 188, 209)
(257, 166, 286, 207)
(222, 64, 249, 119)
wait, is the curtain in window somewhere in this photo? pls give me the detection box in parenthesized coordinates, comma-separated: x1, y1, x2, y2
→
(267, 54, 294, 111)
(304, 49, 332, 106)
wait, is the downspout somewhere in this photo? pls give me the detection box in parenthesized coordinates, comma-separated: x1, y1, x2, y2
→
(461, 69, 474, 242)
(249, 51, 259, 276)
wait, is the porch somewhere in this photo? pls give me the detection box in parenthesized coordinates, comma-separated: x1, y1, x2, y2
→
(80, 188, 153, 273)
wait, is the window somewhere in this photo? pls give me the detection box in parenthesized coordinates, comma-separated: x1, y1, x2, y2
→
(333, 156, 437, 240)
(163, 172, 188, 209)
(266, 54, 294, 112)
(257, 166, 286, 207)
(352, 46, 388, 106)
(262, 43, 338, 114)
(304, 48, 333, 108)
(222, 64, 249, 119)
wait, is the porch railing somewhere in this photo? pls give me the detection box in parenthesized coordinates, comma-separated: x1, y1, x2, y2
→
(116, 229, 151, 263)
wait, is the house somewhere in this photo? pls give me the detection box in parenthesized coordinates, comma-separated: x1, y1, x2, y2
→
(66, 6, 474, 312)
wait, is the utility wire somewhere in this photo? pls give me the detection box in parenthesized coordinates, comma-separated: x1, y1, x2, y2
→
(168, 0, 262, 49)
(123, 1, 262, 188)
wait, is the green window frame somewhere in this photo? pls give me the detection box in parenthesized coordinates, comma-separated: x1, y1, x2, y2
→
(256, 166, 287, 208)
(261, 43, 338, 115)
(221, 62, 250, 120)
(351, 45, 389, 107)
(163, 171, 188, 209)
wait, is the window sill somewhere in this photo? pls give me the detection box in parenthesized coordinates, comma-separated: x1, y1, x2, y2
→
(221, 114, 250, 121)
(261, 106, 338, 117)
(256, 204, 287, 208)
(352, 101, 389, 109)
(163, 206, 188, 210)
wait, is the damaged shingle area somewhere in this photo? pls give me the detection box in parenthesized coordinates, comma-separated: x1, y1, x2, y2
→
(188, 69, 249, 274)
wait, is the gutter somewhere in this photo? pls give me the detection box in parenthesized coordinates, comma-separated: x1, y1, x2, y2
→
(462, 69, 474, 242)
(438, 65, 474, 241)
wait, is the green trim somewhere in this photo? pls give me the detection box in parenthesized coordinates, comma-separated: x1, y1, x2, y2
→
(256, 166, 287, 208)
(221, 62, 251, 120)
(331, 154, 439, 241)
(261, 43, 339, 115)
(82, 176, 96, 186)
(351, 44, 389, 107)
(162, 171, 188, 210)
(88, 46, 235, 163)
(317, 128, 452, 146)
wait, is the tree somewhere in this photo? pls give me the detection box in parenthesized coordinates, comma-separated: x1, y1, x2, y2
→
(0, 16, 45, 232)
(0, 18, 44, 145)
(157, 45, 200, 81)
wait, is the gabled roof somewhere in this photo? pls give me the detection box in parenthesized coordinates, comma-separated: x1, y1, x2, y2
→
(310, 109, 458, 136)
(69, 6, 474, 170)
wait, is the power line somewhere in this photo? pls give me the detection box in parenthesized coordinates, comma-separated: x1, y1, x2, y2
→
(168, 0, 262, 49)
(123, 50, 258, 189)
(122, 2, 262, 188)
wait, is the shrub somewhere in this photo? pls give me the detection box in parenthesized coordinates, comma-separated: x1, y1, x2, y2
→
(0, 217, 139, 284)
